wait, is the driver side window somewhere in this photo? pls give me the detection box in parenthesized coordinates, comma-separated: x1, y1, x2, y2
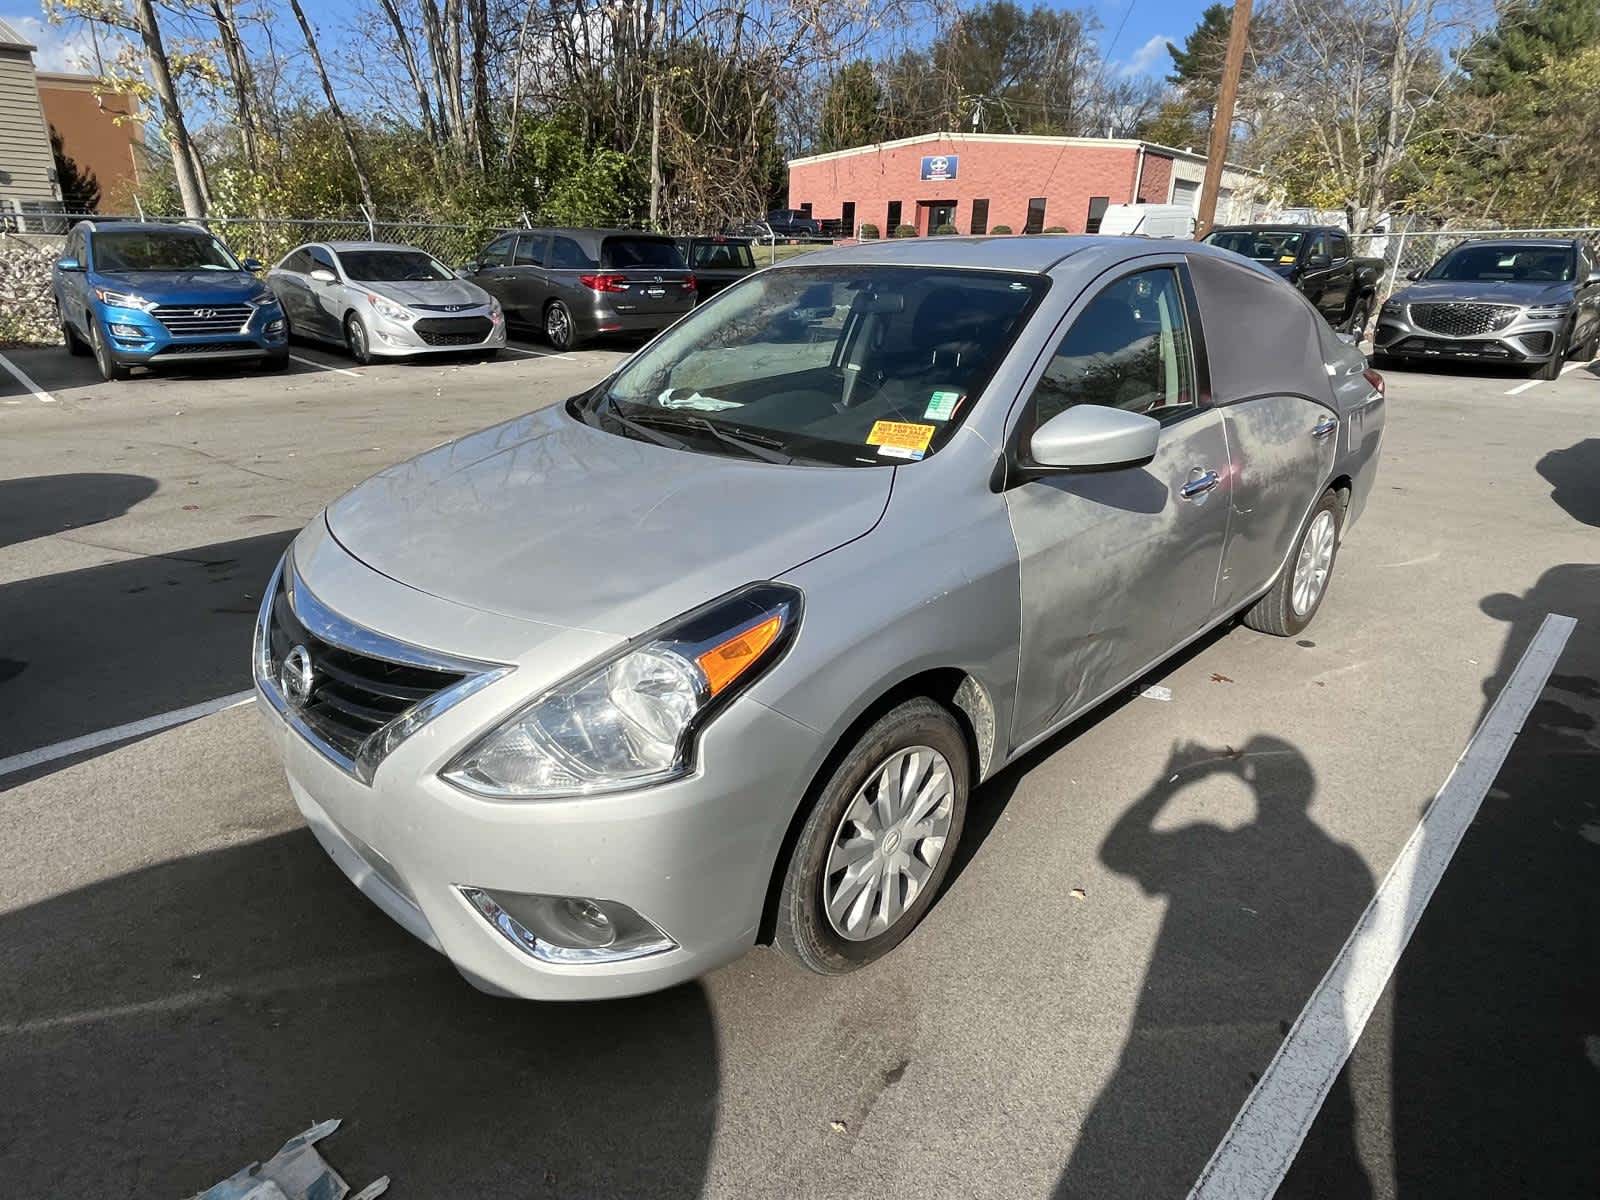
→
(480, 235, 514, 268)
(1030, 268, 1196, 426)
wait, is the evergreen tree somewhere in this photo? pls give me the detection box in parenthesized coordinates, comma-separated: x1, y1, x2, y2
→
(1462, 0, 1600, 94)
(50, 127, 100, 213)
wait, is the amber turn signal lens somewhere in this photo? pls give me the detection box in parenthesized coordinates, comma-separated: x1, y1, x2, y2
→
(697, 615, 783, 696)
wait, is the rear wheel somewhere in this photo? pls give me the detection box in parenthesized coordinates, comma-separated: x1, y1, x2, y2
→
(1343, 293, 1373, 339)
(775, 698, 969, 975)
(88, 317, 131, 382)
(344, 313, 372, 365)
(544, 300, 584, 351)
(1243, 489, 1343, 637)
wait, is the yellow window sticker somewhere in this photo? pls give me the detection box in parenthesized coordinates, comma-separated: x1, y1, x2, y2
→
(867, 420, 936, 452)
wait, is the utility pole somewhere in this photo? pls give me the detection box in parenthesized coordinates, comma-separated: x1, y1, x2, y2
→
(1195, 0, 1251, 238)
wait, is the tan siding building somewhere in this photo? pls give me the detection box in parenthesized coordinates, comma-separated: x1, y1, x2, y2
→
(0, 18, 61, 212)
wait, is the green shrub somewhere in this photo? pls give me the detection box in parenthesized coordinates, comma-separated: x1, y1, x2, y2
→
(1042, 225, 1069, 234)
(857, 222, 880, 239)
(989, 224, 1013, 234)
(933, 222, 958, 235)
(893, 223, 918, 238)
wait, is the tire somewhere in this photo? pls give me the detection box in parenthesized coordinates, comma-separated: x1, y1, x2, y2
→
(1343, 293, 1373, 339)
(1535, 340, 1565, 381)
(774, 698, 969, 975)
(1242, 488, 1343, 637)
(544, 300, 584, 351)
(344, 313, 372, 365)
(88, 317, 131, 382)
(260, 350, 290, 371)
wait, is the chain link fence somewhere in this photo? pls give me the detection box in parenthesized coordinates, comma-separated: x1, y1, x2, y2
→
(1350, 227, 1600, 301)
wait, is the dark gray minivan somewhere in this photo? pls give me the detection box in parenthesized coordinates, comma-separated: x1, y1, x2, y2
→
(461, 227, 696, 350)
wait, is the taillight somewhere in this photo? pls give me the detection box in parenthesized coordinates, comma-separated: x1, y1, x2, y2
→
(579, 273, 628, 293)
(682, 273, 697, 291)
(1362, 367, 1385, 396)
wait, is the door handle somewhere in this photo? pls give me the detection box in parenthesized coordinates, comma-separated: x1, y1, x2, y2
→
(1180, 470, 1220, 499)
(1312, 417, 1339, 439)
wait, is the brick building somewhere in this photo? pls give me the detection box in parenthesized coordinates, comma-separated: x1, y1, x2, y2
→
(37, 72, 146, 210)
(786, 132, 1267, 238)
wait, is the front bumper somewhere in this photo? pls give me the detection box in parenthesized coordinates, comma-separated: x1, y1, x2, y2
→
(99, 301, 287, 363)
(1373, 303, 1566, 365)
(254, 537, 822, 1000)
(367, 307, 507, 357)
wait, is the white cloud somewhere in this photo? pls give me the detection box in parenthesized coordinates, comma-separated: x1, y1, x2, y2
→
(1119, 33, 1174, 79)
(2, 12, 104, 72)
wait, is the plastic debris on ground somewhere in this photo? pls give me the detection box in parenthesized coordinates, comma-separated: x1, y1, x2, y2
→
(1138, 685, 1173, 702)
(185, 1118, 389, 1200)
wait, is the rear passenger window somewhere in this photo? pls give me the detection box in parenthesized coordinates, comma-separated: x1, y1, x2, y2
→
(548, 236, 597, 269)
(1030, 268, 1195, 424)
(602, 237, 684, 269)
(514, 235, 547, 267)
(282, 248, 312, 273)
(1331, 233, 1351, 261)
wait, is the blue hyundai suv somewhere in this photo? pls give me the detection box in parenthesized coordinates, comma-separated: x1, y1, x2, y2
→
(53, 220, 289, 381)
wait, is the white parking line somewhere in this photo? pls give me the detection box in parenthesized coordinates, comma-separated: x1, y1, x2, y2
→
(501, 344, 575, 361)
(0, 349, 59, 403)
(1188, 612, 1577, 1200)
(1506, 357, 1594, 394)
(289, 354, 364, 378)
(0, 690, 256, 781)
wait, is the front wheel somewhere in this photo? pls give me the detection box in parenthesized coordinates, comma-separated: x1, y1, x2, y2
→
(775, 698, 969, 975)
(1534, 325, 1570, 380)
(344, 313, 372, 365)
(88, 318, 131, 381)
(1344, 293, 1373, 339)
(1243, 488, 1343, 636)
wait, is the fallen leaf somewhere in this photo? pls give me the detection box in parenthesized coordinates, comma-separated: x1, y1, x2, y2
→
(1210, 673, 1234, 684)
(181, 504, 199, 511)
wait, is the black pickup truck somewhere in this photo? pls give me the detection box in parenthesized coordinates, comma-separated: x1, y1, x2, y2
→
(1202, 225, 1385, 334)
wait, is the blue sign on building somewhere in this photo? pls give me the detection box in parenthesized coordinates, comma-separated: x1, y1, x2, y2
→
(920, 154, 959, 182)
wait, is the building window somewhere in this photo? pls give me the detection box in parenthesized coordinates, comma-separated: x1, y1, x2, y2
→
(1025, 197, 1047, 234)
(886, 200, 902, 232)
(1085, 196, 1110, 234)
(799, 202, 813, 217)
(970, 199, 990, 235)
(841, 201, 856, 236)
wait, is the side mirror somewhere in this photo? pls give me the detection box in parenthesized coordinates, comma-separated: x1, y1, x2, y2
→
(1588, 268, 1600, 285)
(242, 257, 263, 272)
(57, 255, 83, 272)
(1306, 253, 1331, 268)
(309, 268, 337, 284)
(1029, 404, 1160, 471)
(1405, 270, 1421, 281)
(459, 261, 480, 275)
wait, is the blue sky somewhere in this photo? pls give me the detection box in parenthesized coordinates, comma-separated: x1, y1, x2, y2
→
(3, 0, 1198, 84)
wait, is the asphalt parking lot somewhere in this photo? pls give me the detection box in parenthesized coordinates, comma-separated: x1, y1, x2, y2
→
(1, 337, 1596, 1198)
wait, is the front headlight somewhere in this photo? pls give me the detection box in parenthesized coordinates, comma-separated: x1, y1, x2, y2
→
(442, 583, 801, 798)
(1525, 303, 1571, 320)
(489, 297, 504, 322)
(1379, 298, 1403, 315)
(248, 288, 279, 307)
(94, 287, 155, 311)
(366, 291, 413, 323)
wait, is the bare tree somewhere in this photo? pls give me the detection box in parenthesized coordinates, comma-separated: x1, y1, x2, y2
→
(284, 0, 377, 212)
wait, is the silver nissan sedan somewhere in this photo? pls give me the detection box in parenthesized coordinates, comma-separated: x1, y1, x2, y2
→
(254, 236, 1385, 1000)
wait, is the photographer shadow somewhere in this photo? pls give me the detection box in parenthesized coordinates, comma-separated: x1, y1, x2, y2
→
(1055, 735, 1375, 1199)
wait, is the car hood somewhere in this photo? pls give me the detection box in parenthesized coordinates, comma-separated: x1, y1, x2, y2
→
(1393, 279, 1575, 306)
(92, 270, 263, 302)
(325, 404, 893, 636)
(360, 278, 490, 307)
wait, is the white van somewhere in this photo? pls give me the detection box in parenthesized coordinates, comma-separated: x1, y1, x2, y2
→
(1098, 204, 1196, 238)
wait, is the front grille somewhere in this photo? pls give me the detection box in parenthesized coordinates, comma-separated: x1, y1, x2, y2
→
(265, 576, 466, 762)
(152, 303, 253, 335)
(1392, 336, 1514, 359)
(414, 316, 492, 346)
(413, 303, 482, 313)
(1516, 331, 1554, 355)
(1409, 302, 1517, 338)
(155, 340, 259, 355)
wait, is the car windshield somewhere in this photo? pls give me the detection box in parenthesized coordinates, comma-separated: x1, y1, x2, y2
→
(689, 240, 755, 270)
(602, 237, 684, 269)
(93, 231, 239, 272)
(338, 249, 453, 282)
(1425, 245, 1575, 282)
(1205, 230, 1304, 262)
(581, 265, 1047, 467)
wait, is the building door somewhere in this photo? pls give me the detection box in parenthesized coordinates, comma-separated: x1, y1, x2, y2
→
(921, 200, 956, 233)
(1172, 178, 1200, 212)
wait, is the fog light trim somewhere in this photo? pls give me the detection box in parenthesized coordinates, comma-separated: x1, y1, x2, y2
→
(459, 886, 676, 965)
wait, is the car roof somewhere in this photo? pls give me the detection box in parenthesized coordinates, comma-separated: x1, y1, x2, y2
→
(1208, 224, 1329, 234)
(510, 227, 673, 240)
(322, 241, 433, 253)
(1451, 238, 1577, 249)
(85, 221, 211, 236)
(768, 234, 1156, 273)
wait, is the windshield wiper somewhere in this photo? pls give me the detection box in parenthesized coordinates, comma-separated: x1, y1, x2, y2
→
(631, 412, 794, 465)
(598, 394, 691, 450)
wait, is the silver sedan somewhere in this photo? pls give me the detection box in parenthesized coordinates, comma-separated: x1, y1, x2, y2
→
(266, 241, 506, 362)
(253, 235, 1385, 1000)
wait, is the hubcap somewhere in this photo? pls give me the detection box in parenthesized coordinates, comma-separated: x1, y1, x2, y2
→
(1292, 510, 1337, 616)
(548, 306, 569, 344)
(823, 746, 955, 941)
